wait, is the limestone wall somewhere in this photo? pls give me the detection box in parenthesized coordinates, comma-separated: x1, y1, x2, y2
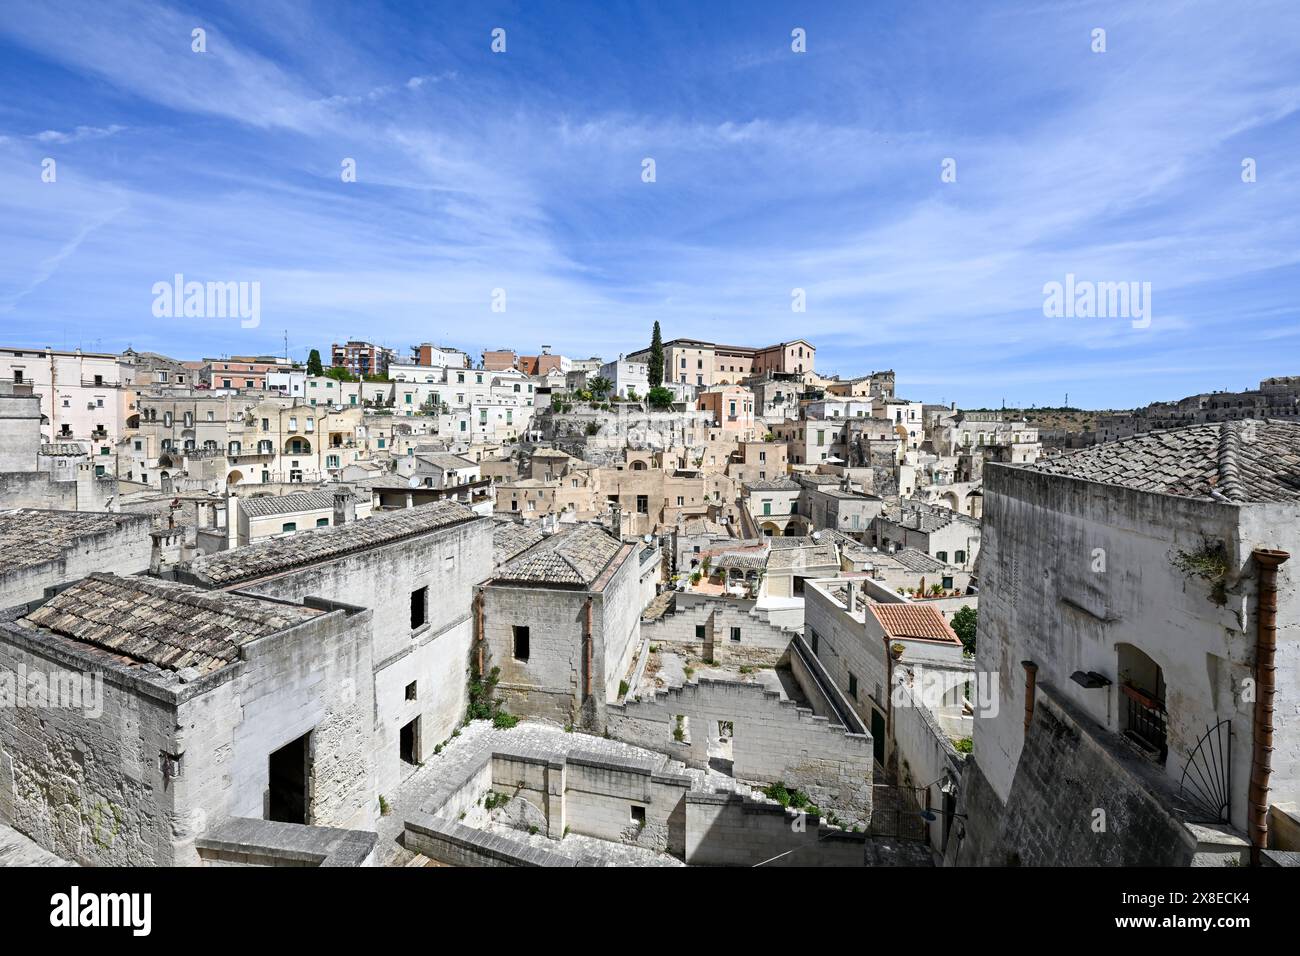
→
(641, 594, 793, 667)
(0, 599, 374, 866)
(170, 603, 378, 862)
(607, 678, 873, 825)
(685, 792, 866, 866)
(0, 623, 181, 865)
(240, 518, 492, 795)
(964, 685, 1198, 866)
(0, 514, 152, 610)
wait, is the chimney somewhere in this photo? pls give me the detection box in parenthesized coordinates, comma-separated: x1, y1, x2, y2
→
(609, 500, 624, 541)
(150, 528, 183, 576)
(226, 491, 239, 549)
(333, 488, 356, 525)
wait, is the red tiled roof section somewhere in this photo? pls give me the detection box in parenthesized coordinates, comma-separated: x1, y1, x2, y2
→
(870, 603, 960, 644)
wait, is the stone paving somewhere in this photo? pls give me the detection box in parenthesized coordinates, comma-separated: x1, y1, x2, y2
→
(0, 824, 76, 867)
(378, 718, 698, 865)
(482, 818, 685, 867)
(379, 717, 934, 868)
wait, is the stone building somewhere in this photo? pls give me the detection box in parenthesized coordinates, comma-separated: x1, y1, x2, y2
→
(185, 500, 493, 797)
(0, 573, 375, 865)
(804, 578, 968, 771)
(231, 489, 372, 546)
(0, 510, 153, 608)
(871, 498, 981, 572)
(958, 419, 1300, 866)
(478, 523, 640, 730)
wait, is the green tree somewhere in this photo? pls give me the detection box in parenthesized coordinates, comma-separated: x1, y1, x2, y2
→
(647, 385, 673, 409)
(951, 605, 977, 656)
(324, 365, 356, 382)
(588, 375, 613, 399)
(648, 321, 664, 388)
(306, 349, 324, 376)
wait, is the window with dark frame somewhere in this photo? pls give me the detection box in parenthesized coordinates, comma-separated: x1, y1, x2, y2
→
(410, 586, 428, 629)
(513, 625, 530, 661)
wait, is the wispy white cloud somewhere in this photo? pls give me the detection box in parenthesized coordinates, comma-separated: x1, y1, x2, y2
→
(0, 0, 1296, 406)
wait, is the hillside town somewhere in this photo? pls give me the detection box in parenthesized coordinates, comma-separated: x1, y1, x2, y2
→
(0, 329, 1295, 869)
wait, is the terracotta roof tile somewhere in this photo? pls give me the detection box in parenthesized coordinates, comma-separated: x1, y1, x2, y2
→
(870, 603, 960, 644)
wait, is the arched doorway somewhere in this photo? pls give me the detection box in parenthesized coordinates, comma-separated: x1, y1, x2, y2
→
(1117, 643, 1167, 765)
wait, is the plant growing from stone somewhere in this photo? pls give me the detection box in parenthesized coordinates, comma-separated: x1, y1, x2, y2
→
(1170, 537, 1232, 605)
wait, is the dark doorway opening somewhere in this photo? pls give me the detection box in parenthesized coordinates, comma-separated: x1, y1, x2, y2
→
(268, 731, 311, 824)
(870, 708, 886, 764)
(400, 716, 421, 766)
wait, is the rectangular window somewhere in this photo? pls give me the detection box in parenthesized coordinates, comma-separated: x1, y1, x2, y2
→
(636, 494, 648, 514)
(316, 517, 329, 527)
(411, 586, 428, 629)
(405, 681, 418, 701)
(810, 629, 819, 655)
(848, 672, 858, 700)
(695, 624, 706, 639)
(730, 627, 741, 643)
(281, 522, 297, 532)
(513, 625, 530, 661)
(631, 805, 646, 825)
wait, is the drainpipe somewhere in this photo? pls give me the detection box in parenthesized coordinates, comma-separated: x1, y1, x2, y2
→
(583, 597, 593, 699)
(474, 589, 484, 676)
(1022, 660, 1039, 735)
(1249, 548, 1289, 865)
(885, 635, 894, 736)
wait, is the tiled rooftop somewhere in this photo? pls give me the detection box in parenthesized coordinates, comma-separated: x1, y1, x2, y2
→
(239, 490, 343, 518)
(767, 543, 838, 570)
(870, 603, 960, 644)
(880, 499, 977, 533)
(190, 500, 478, 585)
(38, 443, 86, 457)
(418, 453, 476, 470)
(1020, 419, 1300, 502)
(492, 520, 546, 567)
(493, 523, 623, 587)
(890, 548, 950, 573)
(0, 510, 148, 576)
(745, 478, 801, 491)
(19, 573, 320, 675)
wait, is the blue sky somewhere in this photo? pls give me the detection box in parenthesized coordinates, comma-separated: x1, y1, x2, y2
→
(1, 0, 1297, 409)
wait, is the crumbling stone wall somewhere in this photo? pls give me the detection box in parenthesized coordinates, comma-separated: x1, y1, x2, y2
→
(0, 632, 178, 865)
(641, 595, 793, 667)
(608, 678, 873, 825)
